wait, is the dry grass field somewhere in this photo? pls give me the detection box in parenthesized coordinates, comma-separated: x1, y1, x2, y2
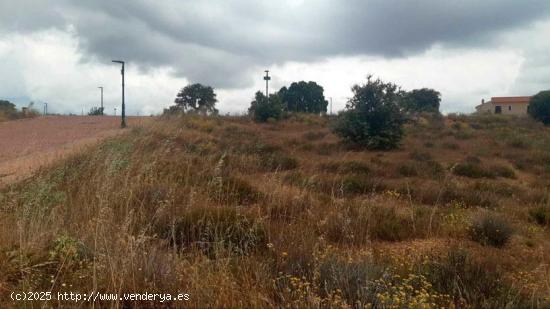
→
(1, 113, 550, 307)
(0, 116, 150, 187)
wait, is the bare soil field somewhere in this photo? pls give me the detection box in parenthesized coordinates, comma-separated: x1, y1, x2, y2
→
(0, 115, 150, 186)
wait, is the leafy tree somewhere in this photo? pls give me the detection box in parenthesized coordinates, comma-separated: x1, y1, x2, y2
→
(88, 107, 104, 116)
(0, 100, 17, 116)
(333, 76, 405, 150)
(528, 90, 550, 125)
(402, 88, 441, 113)
(278, 81, 328, 113)
(174, 83, 218, 115)
(248, 91, 284, 122)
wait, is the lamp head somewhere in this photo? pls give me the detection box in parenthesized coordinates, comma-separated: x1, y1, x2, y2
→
(112, 60, 124, 64)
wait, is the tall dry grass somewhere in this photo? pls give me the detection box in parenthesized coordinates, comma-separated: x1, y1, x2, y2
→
(1, 113, 549, 307)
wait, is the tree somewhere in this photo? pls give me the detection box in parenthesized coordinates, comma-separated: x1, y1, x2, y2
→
(278, 81, 328, 113)
(248, 91, 284, 122)
(0, 100, 17, 116)
(88, 107, 104, 116)
(402, 88, 441, 113)
(333, 76, 405, 150)
(173, 83, 218, 115)
(528, 90, 550, 125)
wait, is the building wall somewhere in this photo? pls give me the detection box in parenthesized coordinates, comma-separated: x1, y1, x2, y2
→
(475, 102, 493, 113)
(493, 103, 528, 115)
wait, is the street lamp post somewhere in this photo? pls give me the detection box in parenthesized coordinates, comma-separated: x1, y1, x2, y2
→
(98, 86, 104, 115)
(112, 60, 126, 128)
(263, 70, 271, 102)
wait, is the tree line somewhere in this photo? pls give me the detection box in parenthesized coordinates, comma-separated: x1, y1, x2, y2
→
(165, 77, 550, 150)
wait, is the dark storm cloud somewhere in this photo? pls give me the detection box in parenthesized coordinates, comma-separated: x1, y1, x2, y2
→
(2, 0, 550, 88)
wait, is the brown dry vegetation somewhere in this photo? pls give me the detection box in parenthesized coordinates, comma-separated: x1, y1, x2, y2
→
(1, 113, 550, 307)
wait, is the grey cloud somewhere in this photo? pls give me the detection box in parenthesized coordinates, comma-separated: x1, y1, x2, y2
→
(2, 0, 550, 88)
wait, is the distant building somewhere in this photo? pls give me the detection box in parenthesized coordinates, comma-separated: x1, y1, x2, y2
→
(475, 96, 532, 115)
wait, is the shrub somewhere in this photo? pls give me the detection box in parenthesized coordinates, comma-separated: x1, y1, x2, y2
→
(302, 131, 326, 141)
(488, 165, 516, 179)
(529, 205, 550, 226)
(263, 153, 299, 172)
(317, 254, 383, 304)
(422, 248, 525, 307)
(397, 163, 419, 177)
(455, 160, 515, 179)
(339, 175, 385, 195)
(318, 161, 371, 175)
(528, 90, 550, 125)
(409, 150, 432, 162)
(442, 142, 460, 150)
(453, 162, 493, 179)
(369, 205, 413, 241)
(249, 91, 284, 122)
(507, 137, 531, 149)
(49, 235, 89, 262)
(156, 207, 267, 256)
(333, 76, 405, 150)
(470, 214, 514, 247)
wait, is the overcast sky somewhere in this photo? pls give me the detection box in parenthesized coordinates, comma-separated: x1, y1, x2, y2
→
(1, 0, 550, 115)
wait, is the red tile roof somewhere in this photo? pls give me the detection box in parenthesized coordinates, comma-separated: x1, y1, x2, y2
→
(491, 96, 531, 104)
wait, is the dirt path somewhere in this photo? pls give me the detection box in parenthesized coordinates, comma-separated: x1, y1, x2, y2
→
(0, 116, 151, 187)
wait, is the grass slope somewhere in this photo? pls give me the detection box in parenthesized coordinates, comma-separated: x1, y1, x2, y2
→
(1, 113, 550, 307)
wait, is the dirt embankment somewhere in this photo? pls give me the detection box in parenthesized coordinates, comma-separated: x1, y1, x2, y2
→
(0, 116, 150, 187)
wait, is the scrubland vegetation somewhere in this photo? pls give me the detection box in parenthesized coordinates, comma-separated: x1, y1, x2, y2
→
(1, 112, 550, 307)
(0, 100, 39, 122)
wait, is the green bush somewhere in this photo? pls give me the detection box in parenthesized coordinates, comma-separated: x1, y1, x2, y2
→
(528, 90, 550, 125)
(333, 76, 405, 150)
(248, 91, 284, 122)
(470, 214, 514, 247)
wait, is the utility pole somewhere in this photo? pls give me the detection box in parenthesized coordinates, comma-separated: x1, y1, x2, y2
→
(330, 97, 333, 115)
(43, 102, 48, 115)
(263, 70, 271, 102)
(112, 60, 126, 128)
(98, 86, 104, 115)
